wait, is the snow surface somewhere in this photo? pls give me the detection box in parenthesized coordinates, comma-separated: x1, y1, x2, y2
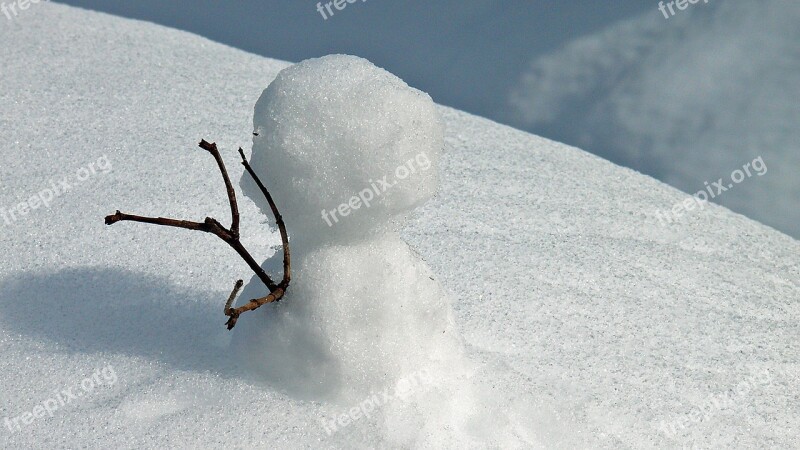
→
(508, 1, 800, 239)
(1, 3, 799, 449)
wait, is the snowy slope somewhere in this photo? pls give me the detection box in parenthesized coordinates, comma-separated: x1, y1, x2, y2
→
(1, 3, 799, 449)
(508, 1, 800, 239)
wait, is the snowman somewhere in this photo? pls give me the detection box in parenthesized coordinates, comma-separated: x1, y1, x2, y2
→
(229, 55, 545, 447)
(231, 55, 466, 404)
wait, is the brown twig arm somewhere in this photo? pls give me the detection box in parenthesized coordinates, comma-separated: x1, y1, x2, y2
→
(225, 238, 278, 291)
(103, 140, 292, 330)
(224, 279, 244, 314)
(238, 147, 291, 287)
(105, 211, 208, 231)
(224, 287, 286, 330)
(199, 140, 240, 237)
(106, 211, 279, 291)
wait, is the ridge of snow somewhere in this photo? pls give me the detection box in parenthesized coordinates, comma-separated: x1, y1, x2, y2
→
(0, 3, 798, 448)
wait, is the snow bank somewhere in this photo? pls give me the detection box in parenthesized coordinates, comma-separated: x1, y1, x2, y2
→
(1, 3, 798, 449)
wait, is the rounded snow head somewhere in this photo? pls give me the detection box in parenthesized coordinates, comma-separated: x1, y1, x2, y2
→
(243, 55, 444, 246)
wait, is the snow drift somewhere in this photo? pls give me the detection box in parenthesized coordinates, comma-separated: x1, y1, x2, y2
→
(0, 3, 798, 449)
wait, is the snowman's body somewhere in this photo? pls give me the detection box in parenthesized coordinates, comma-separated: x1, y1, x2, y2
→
(231, 55, 464, 402)
(233, 235, 464, 402)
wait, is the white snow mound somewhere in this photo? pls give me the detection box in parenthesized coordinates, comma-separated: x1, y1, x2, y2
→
(0, 3, 798, 449)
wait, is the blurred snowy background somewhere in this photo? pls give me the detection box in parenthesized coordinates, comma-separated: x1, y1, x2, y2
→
(49, 0, 799, 238)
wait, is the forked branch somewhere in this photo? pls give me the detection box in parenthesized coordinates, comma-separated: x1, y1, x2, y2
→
(104, 140, 291, 329)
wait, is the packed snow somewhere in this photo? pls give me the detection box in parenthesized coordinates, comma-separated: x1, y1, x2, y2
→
(1, 3, 798, 449)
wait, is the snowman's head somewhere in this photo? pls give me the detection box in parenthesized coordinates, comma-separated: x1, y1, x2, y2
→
(243, 55, 443, 246)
